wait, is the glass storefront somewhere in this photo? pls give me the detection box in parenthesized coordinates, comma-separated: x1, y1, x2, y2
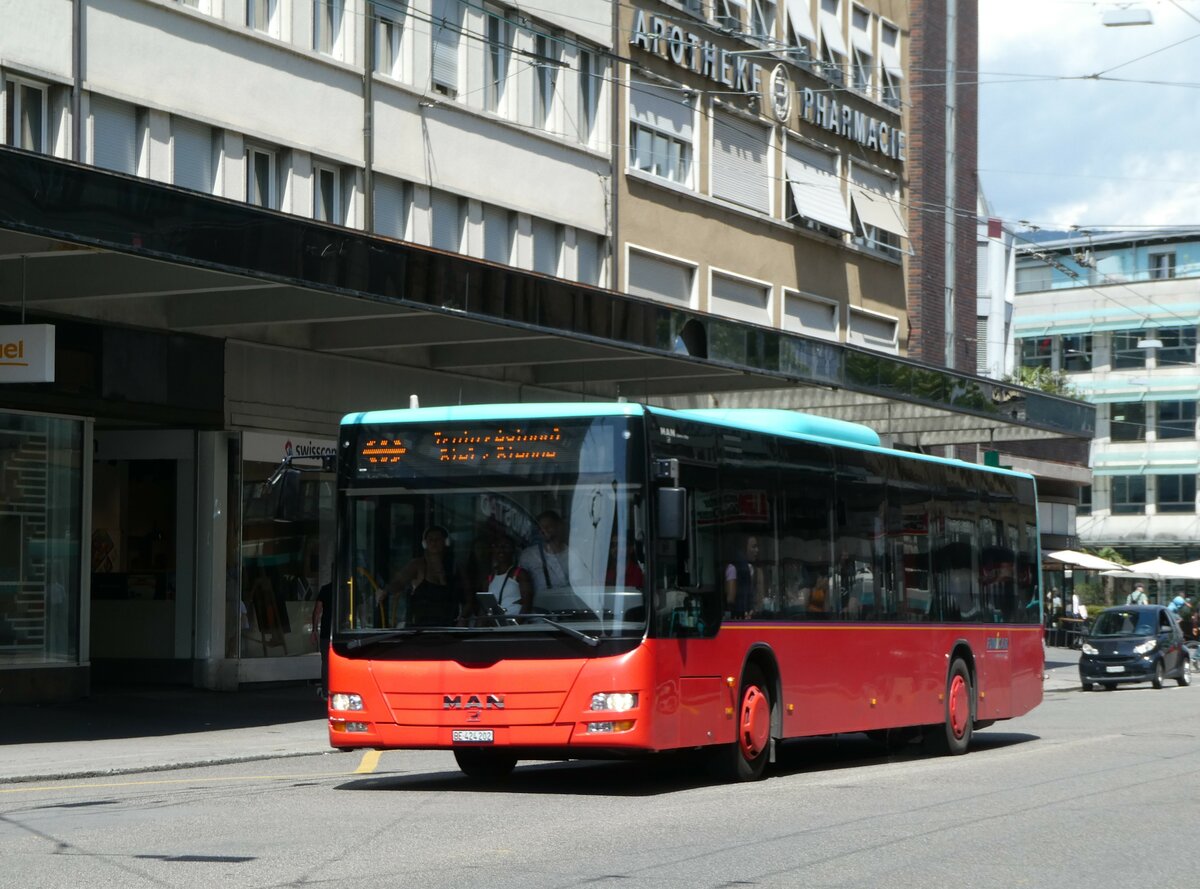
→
(0, 412, 83, 668)
(235, 432, 335, 660)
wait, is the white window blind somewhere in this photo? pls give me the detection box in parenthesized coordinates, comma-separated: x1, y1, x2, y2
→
(785, 0, 816, 42)
(976, 243, 989, 295)
(430, 189, 462, 251)
(976, 317, 989, 375)
(483, 203, 511, 264)
(783, 291, 837, 336)
(628, 251, 693, 305)
(880, 22, 902, 80)
(711, 273, 770, 324)
(576, 231, 602, 286)
(92, 95, 138, 174)
(532, 218, 559, 275)
(849, 165, 906, 237)
(847, 308, 898, 351)
(431, 0, 460, 94)
(819, 0, 847, 56)
(711, 113, 769, 213)
(629, 79, 694, 142)
(172, 117, 212, 193)
(786, 141, 852, 232)
(374, 175, 410, 239)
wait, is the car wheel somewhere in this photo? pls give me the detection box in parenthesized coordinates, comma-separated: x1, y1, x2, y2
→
(924, 658, 973, 756)
(1152, 660, 1165, 689)
(710, 664, 772, 781)
(1102, 682, 1117, 691)
(454, 748, 518, 780)
(1081, 681, 1093, 692)
(1177, 657, 1192, 688)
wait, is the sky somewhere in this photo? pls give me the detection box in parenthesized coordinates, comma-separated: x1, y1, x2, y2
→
(977, 0, 1200, 233)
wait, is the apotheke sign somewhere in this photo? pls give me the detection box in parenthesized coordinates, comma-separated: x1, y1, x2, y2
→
(0, 324, 55, 383)
(630, 9, 906, 163)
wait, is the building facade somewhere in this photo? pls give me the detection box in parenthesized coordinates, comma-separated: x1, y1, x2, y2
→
(1013, 230, 1200, 564)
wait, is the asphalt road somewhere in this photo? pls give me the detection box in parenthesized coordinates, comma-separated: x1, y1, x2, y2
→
(1, 672, 1194, 889)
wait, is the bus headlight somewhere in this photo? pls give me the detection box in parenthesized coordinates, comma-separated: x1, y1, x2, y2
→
(591, 692, 638, 712)
(330, 693, 364, 712)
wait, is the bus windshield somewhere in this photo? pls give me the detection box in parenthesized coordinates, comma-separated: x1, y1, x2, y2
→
(338, 416, 646, 642)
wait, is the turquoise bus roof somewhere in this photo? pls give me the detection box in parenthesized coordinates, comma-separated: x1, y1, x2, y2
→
(340, 402, 1032, 481)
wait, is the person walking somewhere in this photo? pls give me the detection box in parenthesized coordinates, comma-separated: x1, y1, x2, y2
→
(1127, 583, 1148, 605)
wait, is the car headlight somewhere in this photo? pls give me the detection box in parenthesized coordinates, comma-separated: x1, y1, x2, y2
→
(330, 693, 364, 711)
(1081, 642, 1098, 655)
(590, 692, 638, 712)
(1133, 639, 1157, 655)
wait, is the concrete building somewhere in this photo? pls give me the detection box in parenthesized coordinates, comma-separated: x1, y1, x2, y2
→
(1, 0, 1093, 702)
(1013, 230, 1200, 566)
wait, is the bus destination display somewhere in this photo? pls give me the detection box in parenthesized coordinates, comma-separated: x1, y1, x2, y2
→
(358, 425, 565, 473)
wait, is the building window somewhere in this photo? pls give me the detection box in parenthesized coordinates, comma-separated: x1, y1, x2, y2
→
(1111, 330, 1148, 369)
(849, 164, 905, 256)
(1148, 251, 1175, 280)
(750, 0, 778, 43)
(785, 0, 816, 64)
(531, 218, 562, 276)
(1078, 484, 1091, 517)
(91, 95, 141, 175)
(534, 33, 561, 130)
(484, 6, 511, 114)
(1157, 401, 1197, 439)
(1111, 476, 1146, 515)
(482, 203, 514, 265)
(628, 78, 694, 187)
(784, 290, 838, 339)
(1019, 337, 1052, 369)
(314, 0, 345, 57)
(313, 163, 340, 223)
(246, 0, 278, 35)
(1157, 475, 1196, 514)
(1061, 334, 1093, 372)
(711, 272, 770, 325)
(817, 0, 847, 86)
(375, 3, 408, 78)
(575, 231, 606, 287)
(879, 20, 902, 109)
(245, 144, 276, 208)
(1110, 402, 1146, 442)
(711, 112, 770, 214)
(430, 189, 464, 252)
(5, 77, 48, 153)
(627, 248, 694, 306)
(785, 139, 852, 237)
(430, 0, 461, 96)
(1157, 326, 1196, 367)
(1015, 264, 1052, 293)
(578, 47, 603, 145)
(715, 0, 746, 30)
(850, 5, 873, 94)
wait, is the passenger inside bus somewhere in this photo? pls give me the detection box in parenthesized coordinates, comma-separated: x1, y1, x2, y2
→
(377, 525, 463, 627)
(482, 534, 533, 617)
(519, 509, 571, 596)
(725, 535, 766, 619)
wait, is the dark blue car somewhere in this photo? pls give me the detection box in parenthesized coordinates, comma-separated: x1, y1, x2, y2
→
(1079, 605, 1192, 691)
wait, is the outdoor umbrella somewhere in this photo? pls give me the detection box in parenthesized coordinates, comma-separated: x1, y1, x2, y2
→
(1047, 550, 1127, 571)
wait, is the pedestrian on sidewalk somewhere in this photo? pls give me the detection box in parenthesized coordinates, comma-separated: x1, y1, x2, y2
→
(311, 581, 332, 698)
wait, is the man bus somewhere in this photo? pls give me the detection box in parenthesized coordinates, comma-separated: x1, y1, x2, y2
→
(325, 402, 1042, 781)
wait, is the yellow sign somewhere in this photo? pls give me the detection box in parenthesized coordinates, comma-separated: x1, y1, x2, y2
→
(0, 324, 55, 383)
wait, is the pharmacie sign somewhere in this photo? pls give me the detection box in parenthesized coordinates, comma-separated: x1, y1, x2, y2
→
(0, 324, 55, 383)
(629, 9, 906, 163)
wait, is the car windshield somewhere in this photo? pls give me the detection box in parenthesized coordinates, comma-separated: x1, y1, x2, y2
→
(337, 416, 647, 643)
(1091, 609, 1154, 637)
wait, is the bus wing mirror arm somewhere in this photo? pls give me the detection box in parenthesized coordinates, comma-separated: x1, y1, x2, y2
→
(657, 487, 687, 541)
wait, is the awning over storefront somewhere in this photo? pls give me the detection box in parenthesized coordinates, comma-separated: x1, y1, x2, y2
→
(0, 148, 1094, 447)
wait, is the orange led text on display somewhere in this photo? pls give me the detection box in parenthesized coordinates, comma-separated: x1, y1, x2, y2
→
(434, 427, 562, 463)
(361, 438, 409, 464)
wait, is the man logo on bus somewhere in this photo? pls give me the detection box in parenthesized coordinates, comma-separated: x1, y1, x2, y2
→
(443, 694, 505, 709)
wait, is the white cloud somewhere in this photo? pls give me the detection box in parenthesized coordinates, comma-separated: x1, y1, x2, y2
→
(978, 0, 1200, 229)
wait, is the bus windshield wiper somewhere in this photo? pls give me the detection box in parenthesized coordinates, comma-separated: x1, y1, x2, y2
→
(345, 627, 474, 651)
(525, 615, 600, 647)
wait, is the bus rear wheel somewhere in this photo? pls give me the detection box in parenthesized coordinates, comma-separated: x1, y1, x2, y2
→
(454, 748, 518, 780)
(924, 658, 973, 756)
(710, 664, 771, 782)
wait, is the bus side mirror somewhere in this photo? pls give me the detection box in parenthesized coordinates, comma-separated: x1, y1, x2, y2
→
(270, 468, 303, 522)
(657, 487, 687, 540)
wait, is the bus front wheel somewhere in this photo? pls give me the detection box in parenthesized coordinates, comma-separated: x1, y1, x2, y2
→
(710, 664, 771, 782)
(454, 748, 518, 780)
(924, 658, 973, 756)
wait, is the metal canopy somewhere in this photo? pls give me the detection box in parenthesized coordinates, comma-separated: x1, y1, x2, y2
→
(0, 148, 1093, 447)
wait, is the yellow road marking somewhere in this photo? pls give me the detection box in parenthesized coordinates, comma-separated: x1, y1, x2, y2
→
(354, 750, 382, 774)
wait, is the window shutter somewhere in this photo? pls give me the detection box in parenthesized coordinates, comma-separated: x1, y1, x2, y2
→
(711, 274, 769, 324)
(629, 79, 693, 141)
(976, 317, 989, 375)
(628, 251, 692, 304)
(172, 117, 212, 193)
(784, 292, 837, 336)
(576, 231, 600, 286)
(711, 113, 769, 213)
(374, 176, 409, 239)
(430, 190, 461, 251)
(431, 0, 460, 92)
(92, 95, 137, 174)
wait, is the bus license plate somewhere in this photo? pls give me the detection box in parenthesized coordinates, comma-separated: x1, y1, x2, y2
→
(1105, 666, 1124, 673)
(452, 730, 494, 743)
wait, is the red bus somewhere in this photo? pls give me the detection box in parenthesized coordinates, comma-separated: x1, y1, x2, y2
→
(326, 402, 1043, 780)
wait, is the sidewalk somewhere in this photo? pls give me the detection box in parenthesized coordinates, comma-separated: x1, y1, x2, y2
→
(0, 651, 1084, 786)
(0, 683, 332, 784)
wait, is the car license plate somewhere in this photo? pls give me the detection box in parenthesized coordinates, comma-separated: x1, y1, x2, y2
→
(452, 729, 494, 743)
(1105, 666, 1125, 673)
